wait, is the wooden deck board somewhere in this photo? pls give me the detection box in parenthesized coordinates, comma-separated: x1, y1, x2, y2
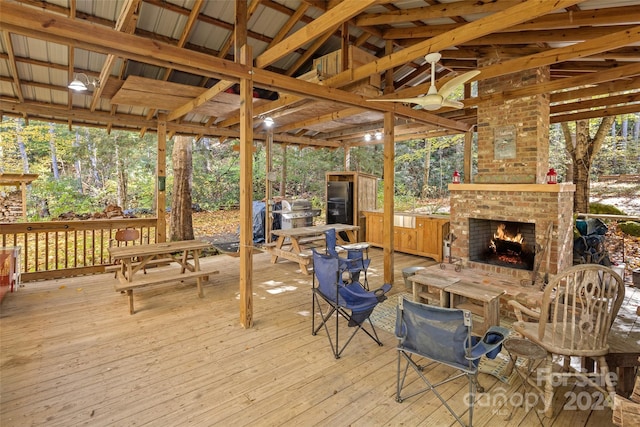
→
(0, 249, 621, 426)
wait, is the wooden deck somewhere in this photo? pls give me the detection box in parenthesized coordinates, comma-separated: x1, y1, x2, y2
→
(0, 249, 627, 426)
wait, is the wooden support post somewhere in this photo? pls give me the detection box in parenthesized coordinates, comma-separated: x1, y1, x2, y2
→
(156, 114, 167, 243)
(464, 129, 473, 183)
(20, 181, 27, 221)
(280, 145, 287, 197)
(384, 40, 394, 94)
(239, 44, 254, 329)
(265, 127, 272, 242)
(383, 111, 395, 285)
(344, 146, 351, 171)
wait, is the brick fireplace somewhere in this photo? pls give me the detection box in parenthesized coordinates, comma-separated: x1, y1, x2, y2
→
(448, 62, 575, 281)
(449, 183, 575, 280)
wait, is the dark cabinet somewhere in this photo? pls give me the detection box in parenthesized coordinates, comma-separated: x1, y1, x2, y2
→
(326, 172, 377, 242)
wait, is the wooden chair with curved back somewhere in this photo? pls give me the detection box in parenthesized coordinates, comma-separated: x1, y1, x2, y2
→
(509, 264, 625, 417)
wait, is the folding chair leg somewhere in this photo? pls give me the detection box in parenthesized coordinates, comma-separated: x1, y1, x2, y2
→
(312, 296, 383, 359)
(396, 350, 475, 427)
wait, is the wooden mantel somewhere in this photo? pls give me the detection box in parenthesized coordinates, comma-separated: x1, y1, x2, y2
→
(449, 183, 576, 193)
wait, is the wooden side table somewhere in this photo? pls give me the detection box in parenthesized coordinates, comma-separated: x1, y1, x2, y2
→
(408, 272, 457, 307)
(446, 280, 505, 335)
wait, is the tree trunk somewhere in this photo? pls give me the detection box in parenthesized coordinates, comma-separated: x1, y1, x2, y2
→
(48, 123, 59, 179)
(562, 116, 615, 213)
(170, 135, 194, 241)
(16, 119, 29, 173)
(420, 139, 431, 198)
(115, 143, 127, 208)
(86, 128, 101, 188)
(73, 130, 83, 193)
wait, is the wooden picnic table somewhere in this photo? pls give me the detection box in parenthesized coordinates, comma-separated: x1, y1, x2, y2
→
(267, 224, 360, 275)
(107, 240, 218, 314)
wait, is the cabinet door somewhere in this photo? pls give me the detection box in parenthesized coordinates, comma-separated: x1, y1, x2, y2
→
(417, 218, 443, 257)
(365, 213, 383, 245)
(395, 227, 417, 252)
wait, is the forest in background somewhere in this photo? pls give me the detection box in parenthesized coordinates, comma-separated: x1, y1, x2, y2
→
(1, 114, 639, 221)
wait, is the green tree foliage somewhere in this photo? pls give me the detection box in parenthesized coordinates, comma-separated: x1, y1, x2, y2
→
(551, 114, 640, 183)
(1, 112, 638, 220)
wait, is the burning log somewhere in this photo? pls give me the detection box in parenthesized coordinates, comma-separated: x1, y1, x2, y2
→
(493, 238, 524, 255)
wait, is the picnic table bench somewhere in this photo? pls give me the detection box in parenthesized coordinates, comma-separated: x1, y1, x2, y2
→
(267, 224, 360, 275)
(108, 240, 218, 314)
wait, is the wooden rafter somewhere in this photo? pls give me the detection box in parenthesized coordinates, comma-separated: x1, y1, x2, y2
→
(0, 0, 639, 145)
(255, 0, 377, 68)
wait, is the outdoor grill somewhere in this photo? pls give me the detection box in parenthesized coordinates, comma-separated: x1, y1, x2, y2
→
(276, 199, 321, 229)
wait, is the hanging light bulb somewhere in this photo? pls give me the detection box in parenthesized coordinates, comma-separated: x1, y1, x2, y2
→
(263, 116, 274, 127)
(68, 73, 99, 91)
(364, 133, 372, 142)
(375, 131, 382, 140)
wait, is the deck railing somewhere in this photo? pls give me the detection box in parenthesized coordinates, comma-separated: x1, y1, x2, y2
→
(1, 218, 158, 282)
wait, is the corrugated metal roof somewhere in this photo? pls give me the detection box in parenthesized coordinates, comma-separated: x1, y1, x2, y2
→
(0, 0, 638, 144)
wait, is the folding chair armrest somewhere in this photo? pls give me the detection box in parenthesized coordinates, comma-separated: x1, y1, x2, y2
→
(508, 300, 541, 322)
(338, 283, 379, 307)
(467, 325, 511, 360)
(376, 283, 392, 294)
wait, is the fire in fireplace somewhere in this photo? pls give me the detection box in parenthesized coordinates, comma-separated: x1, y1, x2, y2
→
(469, 219, 536, 271)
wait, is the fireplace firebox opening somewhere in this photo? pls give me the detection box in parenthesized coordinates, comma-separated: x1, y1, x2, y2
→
(469, 219, 536, 271)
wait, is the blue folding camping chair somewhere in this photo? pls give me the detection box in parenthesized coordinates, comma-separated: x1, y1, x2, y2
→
(312, 249, 391, 359)
(324, 228, 370, 289)
(395, 296, 509, 426)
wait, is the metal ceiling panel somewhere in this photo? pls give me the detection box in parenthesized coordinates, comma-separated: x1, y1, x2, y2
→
(137, 2, 185, 40)
(76, 0, 125, 22)
(0, 81, 16, 99)
(188, 20, 232, 53)
(1, 0, 639, 142)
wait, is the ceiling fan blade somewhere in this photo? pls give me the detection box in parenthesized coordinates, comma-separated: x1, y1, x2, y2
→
(366, 97, 425, 104)
(438, 70, 480, 99)
(441, 99, 465, 109)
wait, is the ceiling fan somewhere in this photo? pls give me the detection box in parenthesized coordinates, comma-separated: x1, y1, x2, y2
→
(368, 52, 480, 111)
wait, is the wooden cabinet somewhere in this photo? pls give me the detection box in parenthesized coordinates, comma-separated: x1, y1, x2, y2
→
(363, 211, 449, 262)
(366, 211, 383, 245)
(417, 217, 449, 258)
(326, 172, 378, 242)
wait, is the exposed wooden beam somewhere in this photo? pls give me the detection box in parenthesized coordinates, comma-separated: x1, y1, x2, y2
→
(89, 0, 141, 112)
(458, 25, 636, 46)
(323, 0, 586, 89)
(273, 107, 365, 133)
(382, 5, 640, 39)
(255, 0, 377, 68)
(268, 3, 310, 48)
(550, 76, 640, 103)
(1, 2, 469, 133)
(166, 81, 235, 122)
(472, 62, 640, 106)
(551, 93, 640, 114)
(357, 0, 523, 26)
(551, 103, 640, 123)
(285, 26, 338, 77)
(1, 31, 23, 103)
